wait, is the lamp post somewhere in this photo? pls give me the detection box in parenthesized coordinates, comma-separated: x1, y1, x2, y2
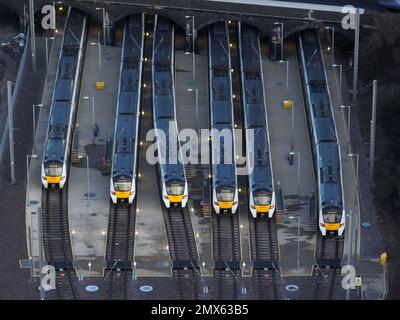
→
(26, 154, 38, 206)
(83, 96, 95, 144)
(289, 215, 300, 271)
(332, 64, 343, 104)
(90, 34, 102, 80)
(187, 88, 198, 135)
(274, 22, 284, 60)
(78, 155, 90, 207)
(96, 7, 106, 45)
(32, 104, 43, 155)
(185, 15, 195, 87)
(279, 60, 289, 98)
(341, 105, 351, 145)
(45, 37, 55, 66)
(296, 151, 300, 205)
(325, 26, 335, 58)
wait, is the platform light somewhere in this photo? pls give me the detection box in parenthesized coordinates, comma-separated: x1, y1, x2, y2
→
(165, 245, 169, 250)
(135, 231, 139, 235)
(196, 233, 200, 238)
(102, 230, 106, 236)
(142, 111, 145, 115)
(138, 173, 141, 178)
(208, 174, 212, 179)
(234, 124, 237, 128)
(229, 43, 233, 48)
(236, 155, 239, 159)
(191, 207, 194, 212)
(140, 141, 143, 146)
(55, 29, 59, 33)
(238, 188, 242, 192)
(72, 229, 76, 235)
(327, 46, 331, 51)
(202, 261, 206, 267)
(143, 83, 147, 88)
(59, 6, 64, 12)
(232, 94, 236, 99)
(144, 57, 148, 61)
(242, 262, 246, 268)
(240, 224, 243, 229)
(136, 208, 140, 213)
(228, 20, 232, 24)
(146, 32, 149, 36)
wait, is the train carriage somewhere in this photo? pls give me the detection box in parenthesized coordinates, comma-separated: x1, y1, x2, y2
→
(110, 14, 144, 204)
(152, 15, 188, 208)
(238, 22, 275, 218)
(208, 21, 238, 214)
(298, 29, 345, 236)
(41, 8, 87, 188)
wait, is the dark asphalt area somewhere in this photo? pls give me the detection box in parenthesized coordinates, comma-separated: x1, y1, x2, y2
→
(0, 35, 49, 299)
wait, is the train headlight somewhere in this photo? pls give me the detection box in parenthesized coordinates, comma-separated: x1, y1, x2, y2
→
(320, 223, 325, 227)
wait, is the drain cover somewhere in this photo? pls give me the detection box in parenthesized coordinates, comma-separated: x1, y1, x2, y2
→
(365, 291, 381, 299)
(362, 222, 371, 228)
(30, 200, 39, 205)
(285, 284, 299, 292)
(140, 285, 153, 292)
(85, 285, 99, 292)
(84, 192, 96, 198)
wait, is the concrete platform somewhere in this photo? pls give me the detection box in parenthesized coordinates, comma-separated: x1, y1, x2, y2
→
(262, 37, 316, 276)
(134, 25, 170, 277)
(320, 31, 387, 299)
(68, 23, 122, 277)
(174, 30, 213, 276)
(24, 25, 65, 277)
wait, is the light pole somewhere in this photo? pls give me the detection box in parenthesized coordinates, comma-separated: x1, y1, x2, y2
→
(96, 7, 106, 45)
(289, 215, 300, 272)
(296, 151, 301, 205)
(29, 0, 37, 73)
(279, 60, 289, 99)
(369, 80, 377, 182)
(187, 88, 198, 135)
(341, 105, 351, 145)
(90, 35, 102, 80)
(26, 154, 38, 206)
(7, 81, 16, 184)
(78, 154, 90, 207)
(32, 104, 43, 155)
(52, 1, 62, 37)
(185, 15, 195, 87)
(45, 37, 55, 66)
(325, 26, 335, 58)
(274, 22, 284, 61)
(83, 96, 95, 144)
(332, 64, 343, 104)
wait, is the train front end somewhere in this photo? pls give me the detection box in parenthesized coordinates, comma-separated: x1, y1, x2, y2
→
(213, 186, 238, 214)
(250, 189, 275, 218)
(110, 174, 135, 204)
(41, 160, 66, 188)
(319, 206, 345, 236)
(162, 178, 188, 208)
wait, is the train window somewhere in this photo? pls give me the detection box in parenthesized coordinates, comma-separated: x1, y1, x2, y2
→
(114, 180, 132, 191)
(216, 188, 234, 202)
(44, 163, 62, 177)
(254, 191, 272, 206)
(322, 209, 342, 224)
(167, 182, 184, 196)
(320, 166, 339, 183)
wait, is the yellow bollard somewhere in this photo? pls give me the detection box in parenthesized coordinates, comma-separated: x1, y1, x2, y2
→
(283, 99, 293, 109)
(380, 252, 387, 266)
(96, 81, 105, 90)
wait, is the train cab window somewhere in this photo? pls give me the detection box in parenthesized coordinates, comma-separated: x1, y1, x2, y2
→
(167, 181, 184, 196)
(44, 162, 63, 177)
(322, 208, 342, 224)
(114, 178, 132, 191)
(216, 187, 235, 202)
(254, 191, 272, 206)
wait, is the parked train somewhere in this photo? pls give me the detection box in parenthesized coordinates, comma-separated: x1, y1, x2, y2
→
(208, 22, 239, 214)
(298, 29, 345, 236)
(238, 23, 275, 218)
(110, 15, 144, 204)
(152, 15, 188, 208)
(41, 8, 87, 188)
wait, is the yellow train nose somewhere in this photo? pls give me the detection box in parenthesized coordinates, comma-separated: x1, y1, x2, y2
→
(218, 201, 233, 209)
(255, 205, 270, 213)
(325, 223, 340, 231)
(46, 176, 61, 184)
(115, 191, 130, 199)
(168, 195, 184, 203)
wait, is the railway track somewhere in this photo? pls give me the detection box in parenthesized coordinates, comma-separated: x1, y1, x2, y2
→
(313, 235, 344, 300)
(249, 215, 279, 299)
(163, 208, 200, 300)
(104, 204, 136, 300)
(42, 186, 77, 300)
(212, 213, 241, 300)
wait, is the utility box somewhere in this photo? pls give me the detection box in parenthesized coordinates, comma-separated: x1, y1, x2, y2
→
(380, 252, 387, 266)
(96, 81, 105, 90)
(283, 99, 293, 109)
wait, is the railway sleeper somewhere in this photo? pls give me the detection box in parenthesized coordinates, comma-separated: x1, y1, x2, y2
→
(172, 260, 199, 269)
(105, 261, 132, 270)
(214, 261, 241, 270)
(252, 260, 279, 269)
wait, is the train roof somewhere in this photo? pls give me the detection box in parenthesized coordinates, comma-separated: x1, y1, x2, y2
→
(317, 143, 342, 208)
(63, 9, 85, 48)
(250, 166, 273, 192)
(213, 163, 236, 189)
(154, 95, 174, 120)
(209, 22, 230, 68)
(43, 139, 66, 164)
(54, 79, 74, 102)
(124, 15, 144, 57)
(112, 153, 134, 177)
(114, 115, 137, 153)
(212, 101, 233, 125)
(245, 103, 266, 128)
(153, 16, 173, 63)
(118, 92, 140, 115)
